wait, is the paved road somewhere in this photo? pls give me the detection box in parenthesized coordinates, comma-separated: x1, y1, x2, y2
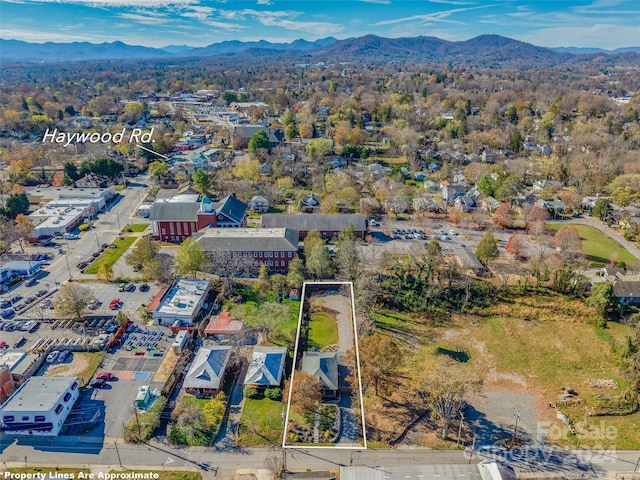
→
(1, 435, 639, 479)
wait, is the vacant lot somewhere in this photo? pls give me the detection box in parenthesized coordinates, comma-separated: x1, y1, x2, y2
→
(365, 290, 640, 449)
(547, 223, 638, 266)
(237, 397, 284, 447)
(84, 236, 136, 274)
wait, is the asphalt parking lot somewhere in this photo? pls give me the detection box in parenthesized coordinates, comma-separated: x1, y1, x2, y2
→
(14, 281, 162, 321)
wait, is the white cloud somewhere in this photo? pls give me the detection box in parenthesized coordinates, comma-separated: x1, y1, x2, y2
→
(21, 0, 197, 6)
(374, 4, 497, 26)
(256, 0, 272, 5)
(258, 16, 344, 35)
(515, 24, 640, 50)
(118, 12, 170, 25)
(359, 0, 392, 5)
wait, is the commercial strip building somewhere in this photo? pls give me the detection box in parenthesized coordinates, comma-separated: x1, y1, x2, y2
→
(0, 376, 80, 435)
(29, 206, 85, 240)
(149, 193, 248, 242)
(260, 214, 367, 240)
(0, 261, 41, 282)
(147, 278, 211, 326)
(27, 186, 117, 240)
(192, 227, 299, 272)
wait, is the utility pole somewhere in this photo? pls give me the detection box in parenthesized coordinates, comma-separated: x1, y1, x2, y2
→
(114, 440, 123, 468)
(133, 404, 142, 442)
(456, 412, 465, 447)
(511, 406, 521, 448)
(468, 435, 476, 464)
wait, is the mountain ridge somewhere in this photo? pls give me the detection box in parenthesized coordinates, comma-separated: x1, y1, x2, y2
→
(1, 35, 639, 66)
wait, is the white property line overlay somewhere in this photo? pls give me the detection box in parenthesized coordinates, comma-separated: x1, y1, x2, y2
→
(283, 280, 368, 449)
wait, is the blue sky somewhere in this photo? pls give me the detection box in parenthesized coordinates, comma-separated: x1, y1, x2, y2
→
(1, 0, 639, 49)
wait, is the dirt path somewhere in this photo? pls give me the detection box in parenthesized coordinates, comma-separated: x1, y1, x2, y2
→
(45, 352, 89, 377)
(321, 293, 354, 362)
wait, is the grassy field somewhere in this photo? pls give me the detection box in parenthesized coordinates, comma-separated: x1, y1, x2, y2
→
(83, 236, 136, 274)
(123, 223, 149, 233)
(547, 223, 638, 266)
(307, 311, 338, 349)
(237, 397, 284, 447)
(368, 291, 640, 449)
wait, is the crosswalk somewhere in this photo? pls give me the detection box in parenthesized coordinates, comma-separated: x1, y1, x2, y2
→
(92, 228, 121, 234)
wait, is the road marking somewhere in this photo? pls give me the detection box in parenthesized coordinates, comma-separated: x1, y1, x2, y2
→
(166, 457, 175, 464)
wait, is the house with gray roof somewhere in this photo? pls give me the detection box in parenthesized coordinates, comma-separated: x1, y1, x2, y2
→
(193, 227, 298, 272)
(249, 195, 270, 213)
(301, 352, 339, 399)
(244, 346, 287, 388)
(184, 346, 232, 397)
(261, 214, 366, 240)
(231, 125, 284, 149)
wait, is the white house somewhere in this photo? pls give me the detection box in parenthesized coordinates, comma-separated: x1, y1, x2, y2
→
(0, 376, 80, 435)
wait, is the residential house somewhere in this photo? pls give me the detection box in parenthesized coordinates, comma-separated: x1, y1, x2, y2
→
(454, 247, 486, 276)
(481, 196, 501, 213)
(244, 346, 287, 389)
(536, 199, 566, 217)
(301, 194, 322, 213)
(413, 197, 439, 213)
(612, 278, 640, 306)
(248, 195, 270, 213)
(454, 196, 477, 213)
(192, 227, 299, 272)
(203, 311, 244, 338)
(301, 352, 339, 399)
(384, 197, 409, 214)
(75, 173, 108, 188)
(231, 125, 284, 149)
(183, 346, 232, 397)
(261, 214, 367, 240)
(150, 193, 247, 242)
(441, 182, 466, 204)
(414, 172, 427, 182)
(481, 150, 495, 164)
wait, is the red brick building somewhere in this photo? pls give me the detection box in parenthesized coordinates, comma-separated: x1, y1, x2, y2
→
(192, 227, 299, 272)
(149, 193, 247, 242)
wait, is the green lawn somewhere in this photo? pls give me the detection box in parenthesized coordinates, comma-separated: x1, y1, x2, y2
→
(83, 236, 136, 273)
(547, 223, 638, 266)
(307, 311, 338, 349)
(123, 223, 149, 233)
(237, 397, 284, 447)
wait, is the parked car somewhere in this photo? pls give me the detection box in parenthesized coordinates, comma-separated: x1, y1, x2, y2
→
(63, 233, 79, 240)
(35, 289, 47, 297)
(90, 378, 107, 388)
(449, 229, 458, 235)
(88, 299, 100, 310)
(108, 244, 117, 249)
(46, 350, 59, 363)
(58, 350, 71, 362)
(139, 283, 149, 292)
(118, 283, 126, 292)
(0, 299, 10, 309)
(95, 372, 115, 381)
(124, 283, 135, 292)
(109, 298, 120, 310)
(24, 278, 37, 287)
